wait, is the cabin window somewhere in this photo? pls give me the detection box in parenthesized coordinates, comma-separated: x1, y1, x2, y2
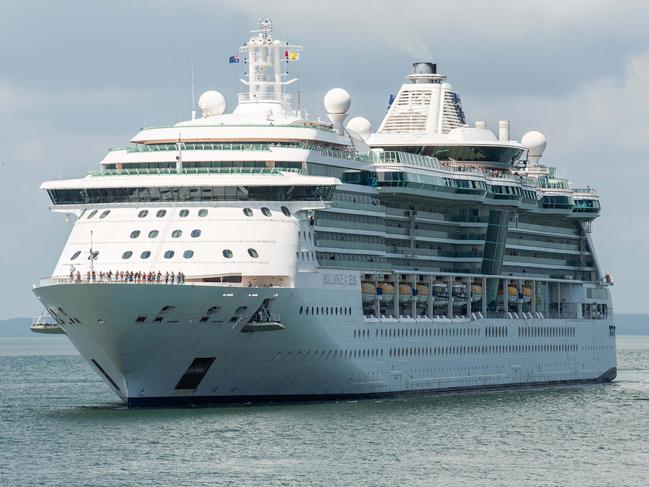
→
(148, 230, 159, 238)
(248, 248, 259, 258)
(191, 229, 201, 238)
(179, 209, 189, 217)
(140, 251, 151, 259)
(122, 251, 133, 259)
(223, 249, 233, 258)
(163, 250, 175, 259)
(87, 209, 98, 219)
(261, 207, 272, 217)
(172, 230, 182, 238)
(243, 208, 253, 217)
(198, 209, 208, 217)
(138, 210, 148, 218)
(156, 209, 167, 218)
(281, 206, 291, 217)
(99, 210, 110, 219)
(183, 250, 194, 259)
(130, 230, 140, 239)
(70, 250, 81, 260)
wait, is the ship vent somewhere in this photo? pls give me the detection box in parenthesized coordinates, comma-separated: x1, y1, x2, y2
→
(381, 90, 432, 133)
(175, 357, 216, 390)
(441, 91, 466, 133)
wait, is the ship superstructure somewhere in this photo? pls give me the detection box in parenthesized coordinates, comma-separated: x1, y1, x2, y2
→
(33, 20, 615, 406)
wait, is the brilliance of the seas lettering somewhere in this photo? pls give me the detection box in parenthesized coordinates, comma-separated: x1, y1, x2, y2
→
(322, 273, 358, 286)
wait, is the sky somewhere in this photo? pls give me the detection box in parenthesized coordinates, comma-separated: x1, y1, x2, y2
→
(1, 0, 647, 318)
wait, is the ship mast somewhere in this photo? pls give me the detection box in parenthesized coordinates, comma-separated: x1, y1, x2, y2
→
(239, 18, 302, 108)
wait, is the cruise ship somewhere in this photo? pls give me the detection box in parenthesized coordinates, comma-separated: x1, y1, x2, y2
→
(33, 19, 616, 406)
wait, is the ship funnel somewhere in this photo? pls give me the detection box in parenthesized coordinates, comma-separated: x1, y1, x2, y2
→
(411, 62, 437, 83)
(499, 120, 510, 142)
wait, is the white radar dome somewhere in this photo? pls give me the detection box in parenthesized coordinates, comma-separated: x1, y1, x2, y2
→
(521, 130, 547, 158)
(198, 90, 226, 117)
(346, 116, 372, 140)
(324, 88, 351, 114)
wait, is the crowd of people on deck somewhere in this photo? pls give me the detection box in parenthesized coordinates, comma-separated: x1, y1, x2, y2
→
(68, 269, 186, 284)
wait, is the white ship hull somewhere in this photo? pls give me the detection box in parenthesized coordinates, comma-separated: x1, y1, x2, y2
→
(33, 280, 617, 407)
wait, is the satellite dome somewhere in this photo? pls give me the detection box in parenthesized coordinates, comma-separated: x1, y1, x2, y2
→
(521, 130, 547, 158)
(324, 88, 351, 114)
(198, 91, 226, 117)
(346, 116, 372, 140)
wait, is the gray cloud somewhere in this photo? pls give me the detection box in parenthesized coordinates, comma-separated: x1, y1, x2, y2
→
(0, 0, 646, 317)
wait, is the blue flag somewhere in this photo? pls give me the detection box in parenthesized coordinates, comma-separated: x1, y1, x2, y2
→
(229, 55, 240, 64)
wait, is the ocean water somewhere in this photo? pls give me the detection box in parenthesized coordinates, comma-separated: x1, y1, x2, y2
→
(1, 337, 648, 486)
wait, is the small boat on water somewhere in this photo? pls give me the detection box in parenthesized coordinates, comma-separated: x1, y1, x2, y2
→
(31, 313, 65, 334)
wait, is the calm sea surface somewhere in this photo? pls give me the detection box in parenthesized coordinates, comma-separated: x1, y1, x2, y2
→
(1, 336, 648, 486)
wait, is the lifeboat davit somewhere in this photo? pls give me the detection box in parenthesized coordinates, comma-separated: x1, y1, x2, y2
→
(399, 284, 414, 303)
(361, 281, 376, 305)
(498, 285, 522, 303)
(416, 284, 430, 303)
(377, 282, 394, 304)
(452, 282, 467, 305)
(470, 284, 483, 302)
(522, 284, 533, 303)
(432, 281, 448, 306)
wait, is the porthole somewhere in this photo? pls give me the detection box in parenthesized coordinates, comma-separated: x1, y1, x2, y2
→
(281, 206, 291, 217)
(140, 250, 151, 259)
(223, 249, 233, 258)
(243, 208, 253, 217)
(198, 209, 208, 217)
(122, 251, 133, 259)
(248, 248, 259, 258)
(179, 209, 189, 217)
(130, 230, 140, 239)
(99, 210, 110, 219)
(148, 230, 159, 238)
(172, 230, 182, 238)
(164, 250, 175, 259)
(190, 229, 201, 238)
(87, 209, 98, 219)
(138, 210, 148, 218)
(70, 250, 81, 260)
(183, 250, 194, 259)
(261, 207, 272, 217)
(156, 209, 167, 218)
